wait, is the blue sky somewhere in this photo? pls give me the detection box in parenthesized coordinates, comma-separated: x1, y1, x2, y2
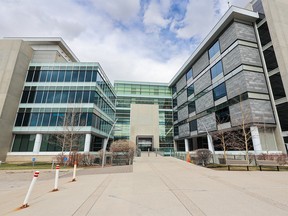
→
(0, 0, 251, 83)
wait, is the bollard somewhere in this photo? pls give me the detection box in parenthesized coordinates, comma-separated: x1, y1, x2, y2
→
(21, 171, 40, 208)
(148, 148, 150, 157)
(156, 149, 157, 157)
(52, 165, 60, 191)
(72, 161, 77, 182)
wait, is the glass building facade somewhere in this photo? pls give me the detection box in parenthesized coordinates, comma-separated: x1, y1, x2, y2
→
(12, 62, 116, 153)
(114, 81, 173, 149)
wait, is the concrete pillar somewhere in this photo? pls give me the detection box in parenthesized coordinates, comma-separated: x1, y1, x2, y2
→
(185, 139, 189, 152)
(251, 126, 262, 154)
(84, 134, 91, 153)
(173, 140, 177, 151)
(33, 134, 42, 154)
(207, 134, 214, 153)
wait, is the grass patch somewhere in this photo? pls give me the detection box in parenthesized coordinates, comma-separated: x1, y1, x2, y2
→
(0, 162, 53, 170)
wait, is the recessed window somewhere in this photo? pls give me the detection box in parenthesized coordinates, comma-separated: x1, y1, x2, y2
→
(215, 107, 230, 123)
(213, 83, 227, 101)
(186, 68, 193, 80)
(187, 84, 194, 97)
(188, 101, 196, 114)
(172, 86, 177, 94)
(209, 41, 220, 59)
(211, 61, 223, 79)
(189, 120, 197, 131)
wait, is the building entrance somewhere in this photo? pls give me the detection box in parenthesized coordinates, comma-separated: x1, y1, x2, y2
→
(137, 136, 153, 151)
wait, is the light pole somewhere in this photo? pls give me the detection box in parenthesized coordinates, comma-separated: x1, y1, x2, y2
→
(198, 119, 218, 164)
(101, 119, 118, 168)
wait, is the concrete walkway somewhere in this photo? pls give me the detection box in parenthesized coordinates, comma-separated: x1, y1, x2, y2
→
(1, 153, 288, 216)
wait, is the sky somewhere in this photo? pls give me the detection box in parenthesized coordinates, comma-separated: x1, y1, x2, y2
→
(0, 0, 251, 84)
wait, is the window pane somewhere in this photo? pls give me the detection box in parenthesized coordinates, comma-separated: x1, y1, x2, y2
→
(65, 71, 72, 82)
(28, 90, 36, 103)
(22, 113, 31, 126)
(209, 41, 220, 59)
(26, 70, 34, 82)
(50, 113, 58, 126)
(68, 91, 76, 103)
(15, 113, 24, 126)
(75, 91, 83, 103)
(51, 71, 58, 82)
(92, 71, 97, 82)
(189, 120, 197, 131)
(79, 71, 85, 82)
(187, 84, 194, 97)
(83, 91, 90, 103)
(213, 83, 227, 100)
(211, 61, 223, 79)
(35, 91, 43, 103)
(42, 91, 48, 103)
(29, 113, 38, 126)
(85, 71, 92, 82)
(54, 91, 61, 103)
(72, 71, 79, 82)
(215, 107, 230, 123)
(61, 91, 68, 103)
(39, 71, 47, 82)
(37, 113, 44, 126)
(46, 71, 52, 82)
(46, 91, 55, 103)
(21, 91, 29, 103)
(42, 113, 50, 126)
(188, 101, 196, 113)
(58, 71, 65, 82)
(186, 68, 193, 80)
(33, 71, 40, 82)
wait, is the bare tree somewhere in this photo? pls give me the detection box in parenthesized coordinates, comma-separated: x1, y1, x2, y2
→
(54, 108, 86, 165)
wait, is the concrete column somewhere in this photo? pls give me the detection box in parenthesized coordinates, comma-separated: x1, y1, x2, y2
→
(251, 126, 262, 154)
(84, 134, 91, 153)
(173, 140, 177, 151)
(185, 139, 189, 152)
(33, 134, 42, 154)
(207, 134, 214, 153)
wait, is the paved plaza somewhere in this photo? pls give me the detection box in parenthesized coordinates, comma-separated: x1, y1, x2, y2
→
(1, 153, 288, 216)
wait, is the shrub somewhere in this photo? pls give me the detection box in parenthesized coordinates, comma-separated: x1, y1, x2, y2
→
(110, 140, 135, 165)
(196, 149, 212, 166)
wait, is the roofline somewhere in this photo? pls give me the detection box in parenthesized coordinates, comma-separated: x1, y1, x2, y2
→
(114, 80, 169, 86)
(168, 6, 259, 87)
(3, 37, 79, 62)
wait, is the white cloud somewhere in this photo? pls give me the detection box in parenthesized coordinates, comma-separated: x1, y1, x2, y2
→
(90, 0, 141, 24)
(0, 0, 253, 84)
(143, 0, 171, 33)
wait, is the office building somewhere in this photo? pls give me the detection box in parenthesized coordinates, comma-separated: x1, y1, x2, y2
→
(0, 38, 116, 162)
(114, 81, 173, 150)
(170, 0, 288, 153)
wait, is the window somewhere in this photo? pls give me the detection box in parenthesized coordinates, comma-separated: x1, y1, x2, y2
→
(187, 84, 194, 97)
(186, 68, 193, 80)
(215, 107, 230, 123)
(188, 101, 196, 113)
(189, 120, 197, 131)
(209, 41, 220, 59)
(173, 98, 177, 108)
(213, 83, 227, 100)
(173, 112, 178, 121)
(211, 61, 223, 79)
(12, 135, 35, 152)
(172, 86, 177, 94)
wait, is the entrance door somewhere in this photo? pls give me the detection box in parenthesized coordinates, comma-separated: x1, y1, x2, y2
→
(137, 136, 153, 151)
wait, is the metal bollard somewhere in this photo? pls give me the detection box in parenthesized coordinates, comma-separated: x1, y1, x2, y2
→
(21, 171, 40, 208)
(72, 161, 77, 182)
(148, 148, 150, 157)
(156, 149, 157, 157)
(53, 165, 60, 191)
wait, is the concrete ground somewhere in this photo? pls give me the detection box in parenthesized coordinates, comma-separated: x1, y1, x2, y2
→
(1, 152, 288, 216)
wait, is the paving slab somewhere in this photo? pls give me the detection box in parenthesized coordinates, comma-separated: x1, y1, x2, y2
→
(1, 153, 288, 216)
